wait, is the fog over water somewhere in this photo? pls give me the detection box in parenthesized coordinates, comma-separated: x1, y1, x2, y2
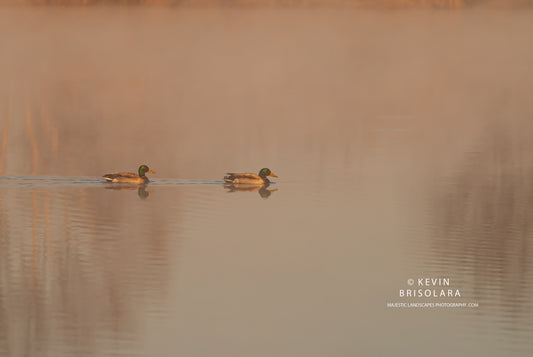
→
(1, 6, 532, 178)
(0, 5, 532, 357)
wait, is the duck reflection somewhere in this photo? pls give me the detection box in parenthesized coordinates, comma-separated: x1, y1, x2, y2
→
(104, 184, 152, 200)
(224, 183, 278, 199)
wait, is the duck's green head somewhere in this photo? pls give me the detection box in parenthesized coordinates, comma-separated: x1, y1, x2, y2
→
(138, 164, 155, 177)
(259, 168, 278, 178)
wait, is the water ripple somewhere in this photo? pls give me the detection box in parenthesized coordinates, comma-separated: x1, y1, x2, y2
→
(0, 176, 225, 188)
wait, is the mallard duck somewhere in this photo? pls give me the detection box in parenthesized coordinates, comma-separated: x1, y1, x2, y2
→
(103, 164, 155, 184)
(224, 168, 278, 185)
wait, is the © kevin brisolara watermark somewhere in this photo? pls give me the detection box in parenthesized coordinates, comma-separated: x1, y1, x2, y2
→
(403, 277, 460, 298)
(386, 277, 479, 308)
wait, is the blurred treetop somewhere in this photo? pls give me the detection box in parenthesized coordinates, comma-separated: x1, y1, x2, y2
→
(5, 0, 533, 9)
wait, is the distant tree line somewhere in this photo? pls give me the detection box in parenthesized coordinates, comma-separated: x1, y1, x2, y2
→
(5, 0, 533, 8)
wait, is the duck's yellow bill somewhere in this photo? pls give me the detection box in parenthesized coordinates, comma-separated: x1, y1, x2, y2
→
(149, 169, 156, 173)
(269, 173, 278, 177)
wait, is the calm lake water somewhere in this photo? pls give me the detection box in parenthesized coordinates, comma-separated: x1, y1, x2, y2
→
(1, 5, 533, 357)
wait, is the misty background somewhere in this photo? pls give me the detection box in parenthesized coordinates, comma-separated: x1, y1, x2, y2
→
(1, 6, 532, 180)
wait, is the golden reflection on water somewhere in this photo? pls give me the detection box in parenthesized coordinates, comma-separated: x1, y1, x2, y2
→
(0, 186, 177, 356)
(426, 123, 533, 340)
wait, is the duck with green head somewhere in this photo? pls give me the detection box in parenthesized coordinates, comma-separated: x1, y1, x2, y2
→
(103, 164, 155, 184)
(224, 168, 278, 185)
